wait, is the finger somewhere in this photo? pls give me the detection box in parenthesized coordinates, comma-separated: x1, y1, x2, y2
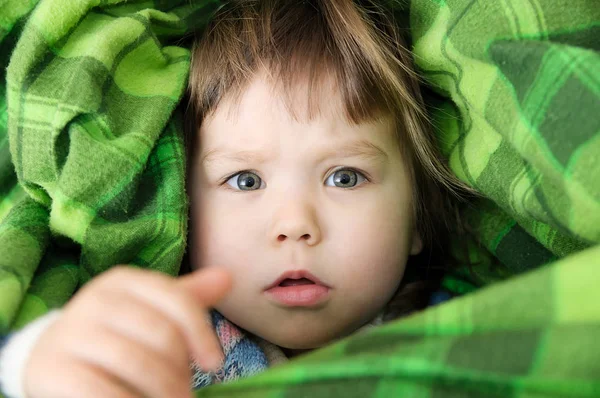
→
(177, 268, 232, 306)
(96, 291, 189, 375)
(30, 359, 141, 398)
(101, 267, 225, 372)
(68, 327, 192, 398)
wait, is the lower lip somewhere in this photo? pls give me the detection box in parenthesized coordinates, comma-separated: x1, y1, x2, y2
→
(265, 285, 330, 307)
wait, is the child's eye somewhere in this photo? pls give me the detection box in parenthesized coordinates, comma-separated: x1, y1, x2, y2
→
(325, 168, 367, 188)
(226, 171, 265, 191)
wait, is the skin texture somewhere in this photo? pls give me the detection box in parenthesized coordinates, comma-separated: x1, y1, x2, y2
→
(24, 267, 231, 398)
(190, 75, 422, 349)
(22, 74, 422, 397)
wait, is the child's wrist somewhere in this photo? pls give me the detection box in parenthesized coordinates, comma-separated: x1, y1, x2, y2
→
(0, 310, 62, 398)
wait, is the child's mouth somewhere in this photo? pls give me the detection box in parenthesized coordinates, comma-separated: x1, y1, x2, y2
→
(265, 271, 331, 307)
(278, 278, 315, 287)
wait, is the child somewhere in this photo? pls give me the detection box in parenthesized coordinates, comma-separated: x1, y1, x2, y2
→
(0, 0, 470, 397)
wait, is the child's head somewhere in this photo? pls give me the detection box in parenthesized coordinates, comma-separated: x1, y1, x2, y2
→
(185, 0, 467, 349)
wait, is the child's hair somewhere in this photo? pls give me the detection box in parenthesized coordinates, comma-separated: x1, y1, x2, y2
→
(184, 0, 475, 318)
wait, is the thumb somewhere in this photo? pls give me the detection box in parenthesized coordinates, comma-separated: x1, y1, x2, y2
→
(177, 267, 232, 307)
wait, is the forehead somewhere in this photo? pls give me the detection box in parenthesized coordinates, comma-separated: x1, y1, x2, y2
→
(199, 74, 398, 152)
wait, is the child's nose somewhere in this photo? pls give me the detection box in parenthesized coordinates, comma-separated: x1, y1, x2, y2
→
(270, 201, 322, 247)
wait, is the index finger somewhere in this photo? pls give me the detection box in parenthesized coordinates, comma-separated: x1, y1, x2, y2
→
(177, 268, 232, 306)
(103, 268, 229, 372)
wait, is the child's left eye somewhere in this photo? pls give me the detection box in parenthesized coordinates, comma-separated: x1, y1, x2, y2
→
(325, 169, 367, 188)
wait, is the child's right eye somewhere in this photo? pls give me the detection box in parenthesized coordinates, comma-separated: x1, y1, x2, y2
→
(225, 171, 265, 191)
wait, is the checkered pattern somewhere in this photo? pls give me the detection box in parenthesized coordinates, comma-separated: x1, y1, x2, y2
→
(0, 0, 222, 332)
(0, 1, 598, 397)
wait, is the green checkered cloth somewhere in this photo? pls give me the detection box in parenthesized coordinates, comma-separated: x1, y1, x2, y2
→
(0, 0, 222, 330)
(0, 0, 598, 397)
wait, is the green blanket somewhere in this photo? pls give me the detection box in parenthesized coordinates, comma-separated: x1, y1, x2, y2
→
(0, 0, 598, 397)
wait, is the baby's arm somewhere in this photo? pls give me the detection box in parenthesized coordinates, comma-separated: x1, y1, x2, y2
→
(0, 267, 231, 398)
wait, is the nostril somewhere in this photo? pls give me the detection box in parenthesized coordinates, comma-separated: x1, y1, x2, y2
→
(277, 234, 310, 242)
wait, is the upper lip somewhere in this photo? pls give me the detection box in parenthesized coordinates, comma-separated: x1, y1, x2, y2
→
(265, 270, 330, 290)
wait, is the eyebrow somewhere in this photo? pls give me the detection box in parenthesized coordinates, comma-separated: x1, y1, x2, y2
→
(319, 139, 389, 162)
(201, 139, 388, 166)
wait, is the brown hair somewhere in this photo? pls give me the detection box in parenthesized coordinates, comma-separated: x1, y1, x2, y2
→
(185, 0, 475, 317)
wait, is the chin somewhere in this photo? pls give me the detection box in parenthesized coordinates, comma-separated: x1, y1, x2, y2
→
(262, 332, 328, 350)
(253, 318, 354, 350)
(217, 301, 381, 350)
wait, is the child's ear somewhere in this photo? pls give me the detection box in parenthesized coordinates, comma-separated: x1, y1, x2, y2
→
(409, 229, 423, 256)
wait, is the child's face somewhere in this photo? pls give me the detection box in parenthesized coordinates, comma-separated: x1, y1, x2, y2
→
(190, 75, 422, 349)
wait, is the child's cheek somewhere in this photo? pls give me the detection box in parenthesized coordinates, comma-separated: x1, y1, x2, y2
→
(193, 193, 265, 272)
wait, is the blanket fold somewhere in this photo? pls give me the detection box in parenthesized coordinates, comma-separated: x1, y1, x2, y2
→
(0, 0, 225, 333)
(0, 0, 598, 397)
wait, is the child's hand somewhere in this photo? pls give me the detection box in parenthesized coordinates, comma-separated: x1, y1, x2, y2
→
(23, 266, 232, 398)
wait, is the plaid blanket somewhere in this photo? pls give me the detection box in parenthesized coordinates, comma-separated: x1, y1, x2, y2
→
(0, 0, 598, 397)
(0, 0, 223, 331)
